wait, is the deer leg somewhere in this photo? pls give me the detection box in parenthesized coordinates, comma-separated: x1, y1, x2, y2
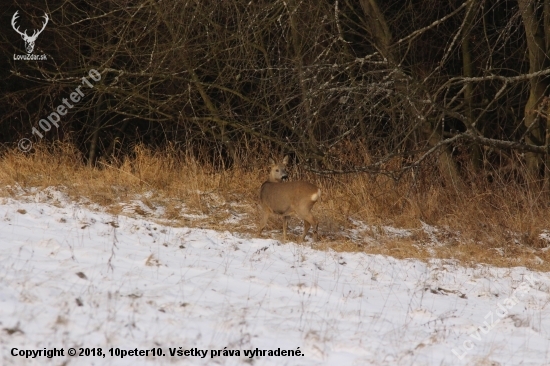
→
(282, 216, 288, 242)
(300, 212, 318, 242)
(301, 220, 311, 242)
(258, 206, 269, 237)
(312, 219, 319, 241)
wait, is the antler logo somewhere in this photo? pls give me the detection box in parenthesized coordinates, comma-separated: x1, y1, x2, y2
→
(11, 10, 49, 54)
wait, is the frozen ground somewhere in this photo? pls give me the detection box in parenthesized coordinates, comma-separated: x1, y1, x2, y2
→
(1, 189, 549, 365)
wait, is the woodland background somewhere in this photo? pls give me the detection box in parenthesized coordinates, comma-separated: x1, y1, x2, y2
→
(1, 0, 549, 185)
(2, 1, 550, 266)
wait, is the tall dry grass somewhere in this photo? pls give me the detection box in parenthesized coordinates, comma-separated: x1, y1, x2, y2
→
(1, 142, 549, 271)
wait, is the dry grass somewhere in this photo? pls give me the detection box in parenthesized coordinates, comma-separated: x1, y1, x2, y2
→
(1, 142, 550, 271)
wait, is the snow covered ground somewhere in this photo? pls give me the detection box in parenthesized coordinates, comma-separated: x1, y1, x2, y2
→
(1, 189, 549, 365)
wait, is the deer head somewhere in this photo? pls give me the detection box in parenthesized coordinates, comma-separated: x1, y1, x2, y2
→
(12, 11, 49, 54)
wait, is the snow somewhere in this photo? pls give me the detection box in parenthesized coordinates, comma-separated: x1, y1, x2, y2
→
(1, 191, 549, 365)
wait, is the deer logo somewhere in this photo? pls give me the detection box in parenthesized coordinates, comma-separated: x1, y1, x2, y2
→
(11, 10, 49, 54)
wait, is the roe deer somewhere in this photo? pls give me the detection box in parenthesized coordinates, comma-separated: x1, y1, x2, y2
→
(258, 156, 320, 242)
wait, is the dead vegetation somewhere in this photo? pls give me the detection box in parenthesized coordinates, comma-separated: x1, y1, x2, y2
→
(1, 142, 549, 271)
(3, 1, 550, 272)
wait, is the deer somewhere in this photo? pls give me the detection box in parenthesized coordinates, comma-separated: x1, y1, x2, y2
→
(258, 156, 320, 242)
(11, 10, 49, 54)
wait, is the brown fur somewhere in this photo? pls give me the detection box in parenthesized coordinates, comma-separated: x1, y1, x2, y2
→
(258, 156, 320, 242)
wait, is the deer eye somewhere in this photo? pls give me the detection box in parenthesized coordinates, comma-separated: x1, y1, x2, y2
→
(276, 169, 279, 172)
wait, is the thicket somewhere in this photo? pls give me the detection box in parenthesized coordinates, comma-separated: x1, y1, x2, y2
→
(1, 0, 550, 192)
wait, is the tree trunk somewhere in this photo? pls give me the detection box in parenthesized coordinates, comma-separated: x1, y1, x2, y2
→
(88, 94, 104, 167)
(461, 0, 482, 171)
(288, 0, 319, 164)
(359, 0, 465, 190)
(518, 0, 550, 187)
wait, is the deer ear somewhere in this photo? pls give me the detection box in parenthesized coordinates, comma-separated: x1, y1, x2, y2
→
(282, 155, 289, 165)
(268, 158, 275, 165)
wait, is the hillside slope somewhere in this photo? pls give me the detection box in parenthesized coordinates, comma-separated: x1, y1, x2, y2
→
(1, 190, 549, 365)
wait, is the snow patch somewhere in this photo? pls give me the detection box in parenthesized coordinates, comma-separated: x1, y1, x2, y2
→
(0, 192, 549, 365)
